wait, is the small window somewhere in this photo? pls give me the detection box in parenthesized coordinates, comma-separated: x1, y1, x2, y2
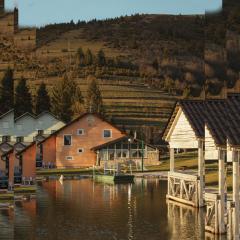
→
(16, 136, 24, 143)
(2, 136, 10, 142)
(103, 130, 112, 138)
(2, 122, 9, 129)
(78, 148, 84, 154)
(77, 129, 85, 135)
(64, 135, 72, 146)
(65, 156, 74, 161)
(38, 130, 44, 135)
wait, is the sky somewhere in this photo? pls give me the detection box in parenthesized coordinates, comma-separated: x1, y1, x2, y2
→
(5, 0, 222, 27)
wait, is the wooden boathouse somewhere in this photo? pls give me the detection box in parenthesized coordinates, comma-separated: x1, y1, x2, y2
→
(163, 100, 205, 208)
(163, 94, 240, 236)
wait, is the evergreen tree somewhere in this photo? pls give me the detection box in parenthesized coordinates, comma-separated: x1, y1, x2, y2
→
(97, 49, 106, 66)
(0, 68, 14, 114)
(51, 75, 84, 122)
(85, 76, 104, 115)
(77, 47, 85, 67)
(85, 49, 93, 65)
(35, 82, 51, 115)
(14, 77, 33, 117)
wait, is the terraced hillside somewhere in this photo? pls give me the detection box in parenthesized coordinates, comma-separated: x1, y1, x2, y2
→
(31, 77, 177, 142)
(79, 80, 176, 128)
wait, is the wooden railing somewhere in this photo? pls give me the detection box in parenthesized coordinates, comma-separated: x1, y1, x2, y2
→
(167, 171, 199, 207)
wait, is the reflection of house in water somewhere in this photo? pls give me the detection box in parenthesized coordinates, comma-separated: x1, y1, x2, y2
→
(167, 200, 204, 240)
(14, 199, 36, 239)
(0, 209, 14, 239)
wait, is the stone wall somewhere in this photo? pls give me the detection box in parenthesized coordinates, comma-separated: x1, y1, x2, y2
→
(14, 28, 36, 50)
(0, 8, 18, 36)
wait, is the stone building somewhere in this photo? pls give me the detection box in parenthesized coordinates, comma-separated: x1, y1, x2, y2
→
(0, 0, 36, 50)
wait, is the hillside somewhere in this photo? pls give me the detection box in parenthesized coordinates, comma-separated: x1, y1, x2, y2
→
(1, 1, 240, 144)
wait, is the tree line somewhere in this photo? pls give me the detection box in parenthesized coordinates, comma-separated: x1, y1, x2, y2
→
(0, 68, 104, 123)
(76, 48, 138, 70)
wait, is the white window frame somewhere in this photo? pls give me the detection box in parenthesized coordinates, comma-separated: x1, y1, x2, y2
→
(103, 129, 112, 138)
(77, 129, 85, 136)
(65, 156, 74, 161)
(77, 148, 84, 154)
(63, 134, 72, 146)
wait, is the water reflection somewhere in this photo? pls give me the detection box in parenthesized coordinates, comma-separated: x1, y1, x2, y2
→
(0, 208, 14, 239)
(0, 179, 231, 239)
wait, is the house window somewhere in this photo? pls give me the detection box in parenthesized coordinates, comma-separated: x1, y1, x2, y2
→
(2, 136, 10, 142)
(2, 122, 9, 129)
(65, 156, 74, 161)
(16, 136, 24, 143)
(78, 148, 84, 154)
(64, 135, 72, 146)
(38, 130, 44, 136)
(77, 129, 85, 136)
(103, 130, 112, 138)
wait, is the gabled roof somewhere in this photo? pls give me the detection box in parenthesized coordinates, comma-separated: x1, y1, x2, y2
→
(0, 109, 14, 119)
(1, 141, 30, 158)
(38, 112, 126, 146)
(91, 135, 157, 151)
(180, 100, 205, 138)
(16, 141, 36, 156)
(226, 94, 240, 147)
(162, 100, 205, 140)
(205, 99, 227, 146)
(163, 96, 239, 147)
(36, 111, 65, 123)
(15, 112, 36, 122)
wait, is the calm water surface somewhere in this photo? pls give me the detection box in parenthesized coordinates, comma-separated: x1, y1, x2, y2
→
(0, 179, 224, 240)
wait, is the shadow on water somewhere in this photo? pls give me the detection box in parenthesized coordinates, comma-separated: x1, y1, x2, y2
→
(0, 179, 230, 240)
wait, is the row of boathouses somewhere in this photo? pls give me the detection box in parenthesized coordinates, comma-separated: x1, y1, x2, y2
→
(163, 93, 240, 236)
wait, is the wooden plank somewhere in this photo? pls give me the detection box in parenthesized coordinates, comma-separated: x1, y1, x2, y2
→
(166, 194, 198, 207)
(168, 172, 198, 181)
(232, 149, 239, 238)
(170, 148, 174, 172)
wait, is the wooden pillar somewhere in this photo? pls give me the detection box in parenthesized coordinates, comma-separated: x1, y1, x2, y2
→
(170, 148, 174, 172)
(198, 140, 204, 207)
(233, 150, 239, 238)
(218, 149, 226, 234)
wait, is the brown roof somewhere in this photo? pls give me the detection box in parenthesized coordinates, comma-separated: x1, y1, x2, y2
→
(91, 135, 157, 151)
(162, 100, 205, 140)
(180, 100, 205, 138)
(205, 100, 227, 146)
(226, 94, 240, 146)
(162, 99, 230, 146)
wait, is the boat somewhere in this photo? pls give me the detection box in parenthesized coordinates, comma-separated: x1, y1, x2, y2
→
(93, 162, 135, 184)
(94, 174, 134, 184)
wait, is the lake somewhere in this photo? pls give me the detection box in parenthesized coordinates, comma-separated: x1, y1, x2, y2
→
(0, 179, 223, 240)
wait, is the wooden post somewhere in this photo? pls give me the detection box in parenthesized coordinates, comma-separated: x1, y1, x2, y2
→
(233, 150, 239, 238)
(170, 148, 174, 172)
(198, 140, 204, 207)
(218, 149, 226, 234)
